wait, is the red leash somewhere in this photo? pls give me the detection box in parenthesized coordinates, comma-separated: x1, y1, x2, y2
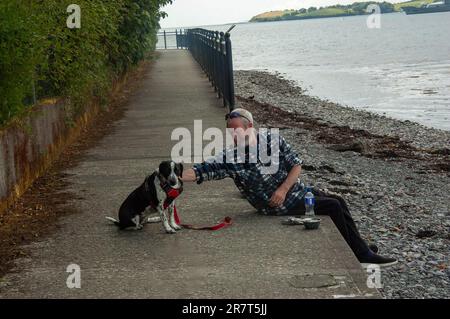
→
(160, 183, 232, 231)
(173, 206, 232, 231)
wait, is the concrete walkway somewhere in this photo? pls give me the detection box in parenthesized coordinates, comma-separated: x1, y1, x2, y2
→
(0, 50, 378, 298)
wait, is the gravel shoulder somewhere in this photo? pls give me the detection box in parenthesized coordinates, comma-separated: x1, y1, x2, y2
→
(235, 70, 450, 299)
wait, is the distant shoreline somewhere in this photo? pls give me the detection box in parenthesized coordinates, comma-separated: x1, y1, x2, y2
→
(249, 11, 403, 24)
(251, 12, 376, 23)
(249, 0, 433, 23)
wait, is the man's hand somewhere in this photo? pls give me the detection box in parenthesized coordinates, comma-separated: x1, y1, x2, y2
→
(269, 187, 288, 207)
(181, 168, 197, 182)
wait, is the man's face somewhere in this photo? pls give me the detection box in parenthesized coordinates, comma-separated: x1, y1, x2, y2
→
(226, 117, 254, 146)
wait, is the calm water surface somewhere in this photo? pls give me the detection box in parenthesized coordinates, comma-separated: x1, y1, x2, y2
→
(201, 12, 450, 131)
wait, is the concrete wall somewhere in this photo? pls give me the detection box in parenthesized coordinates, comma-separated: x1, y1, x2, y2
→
(0, 99, 104, 214)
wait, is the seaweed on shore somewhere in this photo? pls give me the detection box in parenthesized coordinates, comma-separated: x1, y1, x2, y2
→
(236, 95, 450, 174)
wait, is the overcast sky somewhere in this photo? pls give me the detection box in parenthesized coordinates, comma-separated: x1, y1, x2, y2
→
(160, 0, 405, 28)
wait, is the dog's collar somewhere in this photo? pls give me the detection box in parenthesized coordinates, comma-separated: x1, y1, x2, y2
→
(145, 173, 183, 209)
(144, 173, 183, 197)
(159, 181, 182, 210)
(160, 181, 183, 199)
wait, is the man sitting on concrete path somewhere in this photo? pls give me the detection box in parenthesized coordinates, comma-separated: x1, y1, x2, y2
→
(181, 108, 398, 267)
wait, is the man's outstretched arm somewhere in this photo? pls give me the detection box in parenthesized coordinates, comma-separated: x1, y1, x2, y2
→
(181, 153, 233, 184)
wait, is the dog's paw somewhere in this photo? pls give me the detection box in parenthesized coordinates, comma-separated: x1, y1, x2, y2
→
(171, 224, 182, 231)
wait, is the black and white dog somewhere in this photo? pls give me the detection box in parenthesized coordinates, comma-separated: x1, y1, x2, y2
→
(106, 161, 184, 233)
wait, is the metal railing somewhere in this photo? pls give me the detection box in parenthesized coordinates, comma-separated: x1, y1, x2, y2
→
(156, 29, 188, 50)
(185, 27, 235, 110)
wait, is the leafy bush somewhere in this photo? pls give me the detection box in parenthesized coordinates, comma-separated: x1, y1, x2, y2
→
(0, 2, 41, 124)
(0, 0, 171, 126)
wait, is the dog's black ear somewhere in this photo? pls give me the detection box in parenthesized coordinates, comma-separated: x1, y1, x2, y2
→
(158, 161, 171, 178)
(159, 161, 166, 172)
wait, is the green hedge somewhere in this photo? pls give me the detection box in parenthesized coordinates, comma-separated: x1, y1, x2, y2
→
(0, 0, 171, 126)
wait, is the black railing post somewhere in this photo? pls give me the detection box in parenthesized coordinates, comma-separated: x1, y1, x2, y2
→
(175, 29, 178, 49)
(181, 29, 185, 49)
(219, 32, 226, 106)
(224, 32, 235, 110)
(163, 30, 167, 49)
(213, 31, 219, 93)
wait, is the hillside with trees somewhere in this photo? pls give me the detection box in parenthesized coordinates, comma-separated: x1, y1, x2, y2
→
(250, 1, 434, 22)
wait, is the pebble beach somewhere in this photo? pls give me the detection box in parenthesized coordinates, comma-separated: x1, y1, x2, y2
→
(234, 70, 450, 299)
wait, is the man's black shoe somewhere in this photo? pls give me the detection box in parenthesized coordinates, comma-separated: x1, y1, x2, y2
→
(359, 251, 398, 268)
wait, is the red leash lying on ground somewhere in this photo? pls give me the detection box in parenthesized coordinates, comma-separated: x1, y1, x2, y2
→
(173, 206, 232, 231)
(162, 183, 233, 231)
